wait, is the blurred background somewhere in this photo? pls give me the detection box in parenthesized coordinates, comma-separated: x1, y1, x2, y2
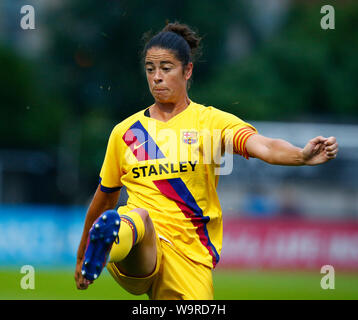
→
(0, 0, 357, 299)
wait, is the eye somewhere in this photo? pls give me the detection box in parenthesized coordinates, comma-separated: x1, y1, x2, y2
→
(162, 67, 171, 72)
(146, 67, 154, 73)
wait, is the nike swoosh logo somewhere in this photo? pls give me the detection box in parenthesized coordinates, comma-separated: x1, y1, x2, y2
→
(133, 140, 148, 151)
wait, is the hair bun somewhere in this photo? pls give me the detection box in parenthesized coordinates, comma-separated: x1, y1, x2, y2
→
(162, 21, 202, 59)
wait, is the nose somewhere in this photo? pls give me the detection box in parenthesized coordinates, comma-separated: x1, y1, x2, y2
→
(153, 69, 163, 84)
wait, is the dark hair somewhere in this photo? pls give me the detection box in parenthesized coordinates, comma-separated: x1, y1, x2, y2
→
(142, 21, 202, 67)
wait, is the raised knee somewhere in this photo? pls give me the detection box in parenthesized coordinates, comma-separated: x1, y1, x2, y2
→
(128, 208, 155, 245)
(131, 208, 151, 228)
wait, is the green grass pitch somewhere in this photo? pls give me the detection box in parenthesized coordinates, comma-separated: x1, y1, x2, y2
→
(1, 268, 357, 300)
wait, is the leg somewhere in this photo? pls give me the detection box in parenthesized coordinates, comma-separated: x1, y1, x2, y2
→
(112, 208, 157, 277)
(81, 207, 156, 281)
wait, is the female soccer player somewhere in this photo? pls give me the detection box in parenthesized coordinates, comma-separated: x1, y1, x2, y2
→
(74, 22, 338, 299)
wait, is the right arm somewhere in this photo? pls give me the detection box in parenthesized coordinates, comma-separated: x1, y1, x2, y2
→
(74, 185, 120, 290)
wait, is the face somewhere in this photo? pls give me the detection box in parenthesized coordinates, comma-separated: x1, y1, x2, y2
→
(144, 47, 193, 104)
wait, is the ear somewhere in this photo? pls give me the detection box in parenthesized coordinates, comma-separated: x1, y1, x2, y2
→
(184, 62, 193, 81)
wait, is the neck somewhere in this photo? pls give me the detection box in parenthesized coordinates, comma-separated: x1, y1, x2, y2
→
(150, 96, 190, 122)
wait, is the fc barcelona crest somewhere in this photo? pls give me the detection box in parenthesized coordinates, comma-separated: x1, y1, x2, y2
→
(182, 130, 198, 144)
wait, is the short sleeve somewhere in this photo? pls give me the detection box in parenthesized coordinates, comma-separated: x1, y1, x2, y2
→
(208, 107, 258, 159)
(99, 126, 123, 192)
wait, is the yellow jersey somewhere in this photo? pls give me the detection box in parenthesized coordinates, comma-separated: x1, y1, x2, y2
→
(99, 100, 257, 269)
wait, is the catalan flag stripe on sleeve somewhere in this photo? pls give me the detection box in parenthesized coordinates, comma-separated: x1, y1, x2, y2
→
(233, 127, 256, 159)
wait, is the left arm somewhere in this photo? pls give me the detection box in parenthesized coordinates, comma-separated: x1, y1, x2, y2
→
(245, 133, 338, 166)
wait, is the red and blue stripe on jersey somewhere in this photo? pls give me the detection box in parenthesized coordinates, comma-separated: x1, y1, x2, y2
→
(122, 120, 165, 161)
(153, 178, 220, 268)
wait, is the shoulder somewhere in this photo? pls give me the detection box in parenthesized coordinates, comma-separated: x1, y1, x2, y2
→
(191, 101, 257, 132)
(189, 101, 217, 119)
(191, 101, 246, 123)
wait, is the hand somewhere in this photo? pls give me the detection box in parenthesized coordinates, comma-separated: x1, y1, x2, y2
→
(302, 136, 338, 165)
(74, 258, 93, 290)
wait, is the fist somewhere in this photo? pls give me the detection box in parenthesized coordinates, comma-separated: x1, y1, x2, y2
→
(302, 136, 338, 165)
